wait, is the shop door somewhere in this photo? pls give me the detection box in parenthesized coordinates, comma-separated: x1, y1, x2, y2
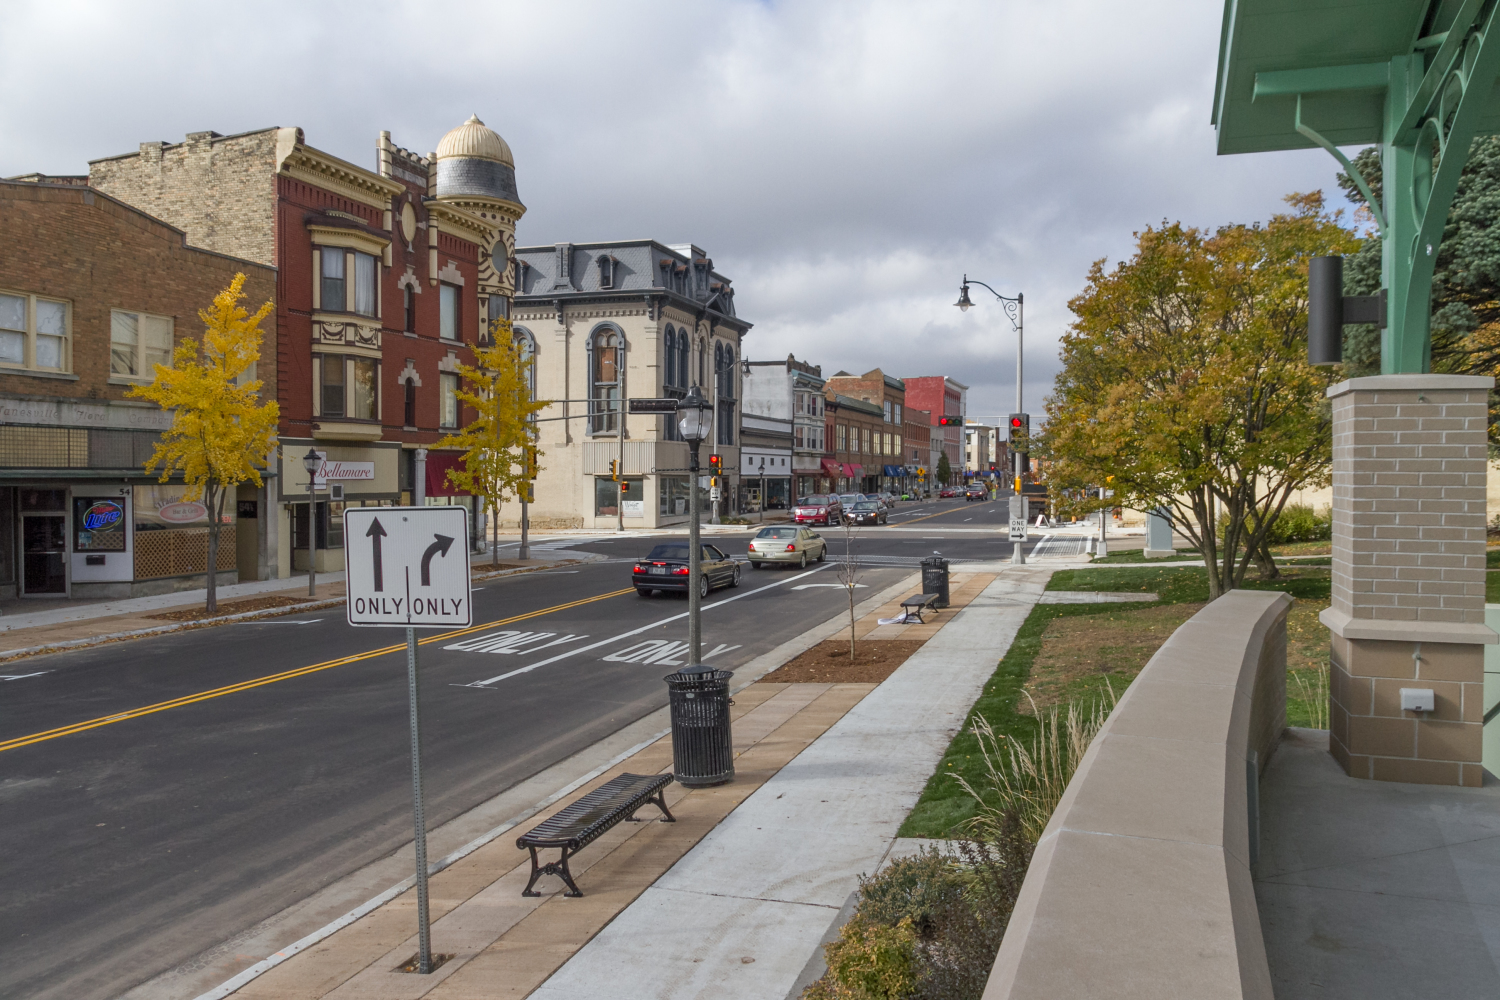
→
(22, 514, 67, 595)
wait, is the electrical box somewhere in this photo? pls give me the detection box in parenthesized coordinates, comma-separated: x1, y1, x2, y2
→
(1400, 688, 1435, 713)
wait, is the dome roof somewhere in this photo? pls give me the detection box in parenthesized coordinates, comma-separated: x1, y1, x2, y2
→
(435, 115, 513, 167)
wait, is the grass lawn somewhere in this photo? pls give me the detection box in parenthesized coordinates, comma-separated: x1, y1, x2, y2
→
(898, 563, 1333, 839)
(1488, 572, 1500, 603)
(1088, 548, 1203, 565)
(1488, 547, 1500, 569)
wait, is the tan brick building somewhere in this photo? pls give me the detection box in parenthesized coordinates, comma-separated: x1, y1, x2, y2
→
(0, 179, 275, 597)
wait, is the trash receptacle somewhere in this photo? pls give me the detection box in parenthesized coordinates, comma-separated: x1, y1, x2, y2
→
(921, 556, 950, 608)
(664, 665, 735, 787)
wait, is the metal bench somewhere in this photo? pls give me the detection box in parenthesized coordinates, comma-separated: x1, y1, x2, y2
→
(899, 593, 942, 624)
(516, 772, 674, 897)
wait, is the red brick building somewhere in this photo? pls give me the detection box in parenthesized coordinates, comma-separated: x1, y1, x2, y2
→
(825, 367, 914, 493)
(87, 119, 523, 576)
(902, 376, 967, 483)
(0, 179, 275, 597)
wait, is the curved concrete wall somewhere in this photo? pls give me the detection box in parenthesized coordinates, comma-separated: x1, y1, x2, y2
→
(984, 589, 1292, 999)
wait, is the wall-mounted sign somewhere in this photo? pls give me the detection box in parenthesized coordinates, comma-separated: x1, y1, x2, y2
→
(158, 501, 209, 524)
(314, 457, 376, 486)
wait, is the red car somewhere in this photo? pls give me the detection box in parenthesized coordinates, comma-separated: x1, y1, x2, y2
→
(938, 487, 959, 498)
(793, 494, 843, 526)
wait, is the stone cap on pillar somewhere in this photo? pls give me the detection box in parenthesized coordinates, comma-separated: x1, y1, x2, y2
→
(1328, 373, 1495, 399)
(1320, 607, 1498, 645)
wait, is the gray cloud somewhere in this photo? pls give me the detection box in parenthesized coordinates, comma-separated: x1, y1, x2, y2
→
(1, 0, 1354, 423)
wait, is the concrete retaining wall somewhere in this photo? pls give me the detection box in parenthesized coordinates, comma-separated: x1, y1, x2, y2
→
(983, 588, 1292, 999)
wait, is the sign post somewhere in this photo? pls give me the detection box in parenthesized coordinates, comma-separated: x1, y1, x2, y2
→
(343, 505, 471, 975)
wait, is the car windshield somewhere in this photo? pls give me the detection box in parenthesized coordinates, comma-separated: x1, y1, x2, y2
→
(645, 544, 690, 560)
(799, 495, 831, 506)
(852, 502, 878, 511)
(839, 495, 860, 503)
(756, 527, 798, 538)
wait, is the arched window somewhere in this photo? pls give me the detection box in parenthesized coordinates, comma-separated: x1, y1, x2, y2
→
(720, 345, 735, 398)
(697, 338, 706, 387)
(589, 327, 620, 434)
(512, 326, 537, 397)
(714, 342, 724, 394)
(678, 332, 689, 390)
(664, 326, 676, 389)
(403, 378, 416, 427)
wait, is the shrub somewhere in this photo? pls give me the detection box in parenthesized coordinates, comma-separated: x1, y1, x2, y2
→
(804, 916, 918, 1000)
(1216, 504, 1331, 546)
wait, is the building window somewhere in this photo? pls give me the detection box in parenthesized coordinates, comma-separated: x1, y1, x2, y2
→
(403, 378, 416, 427)
(664, 326, 676, 388)
(590, 328, 620, 434)
(717, 399, 734, 446)
(440, 283, 460, 341)
(440, 372, 459, 427)
(894, 403, 902, 425)
(484, 295, 509, 346)
(678, 332, 689, 389)
(110, 309, 173, 378)
(697, 338, 705, 387)
(321, 356, 345, 417)
(351, 357, 378, 420)
(321, 249, 346, 311)
(598, 255, 616, 290)
(0, 291, 69, 372)
(403, 286, 415, 332)
(513, 327, 537, 397)
(836, 425, 847, 452)
(353, 252, 377, 317)
(862, 428, 871, 454)
(795, 426, 805, 449)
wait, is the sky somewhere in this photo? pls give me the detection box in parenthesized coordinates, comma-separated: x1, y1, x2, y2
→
(1, 0, 1356, 426)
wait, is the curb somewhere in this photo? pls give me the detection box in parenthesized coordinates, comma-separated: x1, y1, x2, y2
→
(0, 559, 583, 665)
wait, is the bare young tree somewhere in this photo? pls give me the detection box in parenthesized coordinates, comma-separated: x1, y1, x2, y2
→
(834, 513, 863, 661)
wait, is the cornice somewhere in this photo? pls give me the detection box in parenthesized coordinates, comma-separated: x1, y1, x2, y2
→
(425, 201, 496, 245)
(279, 143, 404, 212)
(432, 194, 524, 228)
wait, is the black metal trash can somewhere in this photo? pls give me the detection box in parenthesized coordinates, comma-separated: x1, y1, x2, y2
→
(664, 665, 735, 787)
(921, 556, 950, 608)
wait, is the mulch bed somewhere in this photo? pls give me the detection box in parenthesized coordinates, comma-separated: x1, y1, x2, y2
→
(762, 639, 928, 684)
(146, 595, 317, 622)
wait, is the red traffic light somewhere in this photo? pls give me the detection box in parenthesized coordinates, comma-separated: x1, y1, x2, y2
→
(1010, 417, 1023, 428)
(708, 454, 722, 471)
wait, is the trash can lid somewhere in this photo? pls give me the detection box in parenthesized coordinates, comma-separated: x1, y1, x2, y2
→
(663, 664, 734, 682)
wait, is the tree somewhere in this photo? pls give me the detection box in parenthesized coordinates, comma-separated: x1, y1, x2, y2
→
(130, 274, 278, 613)
(1044, 195, 1359, 599)
(936, 451, 952, 487)
(433, 321, 548, 566)
(833, 514, 865, 661)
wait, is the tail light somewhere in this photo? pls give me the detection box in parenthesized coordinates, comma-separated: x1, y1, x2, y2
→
(634, 564, 647, 572)
(785, 544, 796, 551)
(672, 566, 689, 575)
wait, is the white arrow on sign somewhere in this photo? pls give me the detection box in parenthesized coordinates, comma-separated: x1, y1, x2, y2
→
(344, 506, 472, 628)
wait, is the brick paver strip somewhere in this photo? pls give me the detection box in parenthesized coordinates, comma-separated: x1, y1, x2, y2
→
(231, 683, 873, 999)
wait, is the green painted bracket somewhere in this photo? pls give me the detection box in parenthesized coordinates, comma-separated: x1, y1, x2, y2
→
(1294, 96, 1388, 237)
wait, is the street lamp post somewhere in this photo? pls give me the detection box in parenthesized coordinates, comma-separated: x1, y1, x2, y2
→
(302, 448, 321, 596)
(956, 277, 1026, 565)
(677, 386, 712, 664)
(757, 457, 766, 524)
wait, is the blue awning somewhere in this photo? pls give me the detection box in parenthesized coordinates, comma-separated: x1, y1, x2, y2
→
(882, 465, 899, 476)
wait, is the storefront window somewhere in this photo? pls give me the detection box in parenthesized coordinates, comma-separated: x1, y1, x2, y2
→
(74, 496, 126, 551)
(659, 476, 690, 517)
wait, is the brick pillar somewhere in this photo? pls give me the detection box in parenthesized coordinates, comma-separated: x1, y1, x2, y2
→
(1322, 374, 1495, 786)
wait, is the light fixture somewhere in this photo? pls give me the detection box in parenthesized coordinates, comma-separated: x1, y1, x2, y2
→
(302, 448, 321, 475)
(954, 281, 974, 312)
(677, 385, 712, 443)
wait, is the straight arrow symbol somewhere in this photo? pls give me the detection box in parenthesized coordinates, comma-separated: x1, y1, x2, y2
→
(421, 534, 454, 586)
(366, 517, 387, 592)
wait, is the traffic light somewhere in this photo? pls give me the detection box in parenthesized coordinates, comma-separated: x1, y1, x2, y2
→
(708, 454, 722, 474)
(938, 416, 958, 426)
(1007, 413, 1029, 442)
(709, 476, 721, 489)
(608, 459, 619, 481)
(525, 446, 538, 480)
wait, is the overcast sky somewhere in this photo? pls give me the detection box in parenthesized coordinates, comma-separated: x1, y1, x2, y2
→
(2, 0, 1352, 425)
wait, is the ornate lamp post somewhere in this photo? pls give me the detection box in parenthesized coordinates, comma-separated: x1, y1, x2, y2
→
(302, 448, 321, 596)
(956, 276, 1027, 564)
(677, 386, 712, 663)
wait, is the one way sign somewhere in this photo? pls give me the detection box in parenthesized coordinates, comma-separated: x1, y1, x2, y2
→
(344, 506, 472, 628)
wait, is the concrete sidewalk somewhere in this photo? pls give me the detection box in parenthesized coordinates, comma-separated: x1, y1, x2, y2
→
(200, 560, 1058, 1000)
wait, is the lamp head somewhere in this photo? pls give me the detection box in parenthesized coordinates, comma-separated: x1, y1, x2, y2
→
(677, 385, 712, 442)
(954, 281, 974, 312)
(302, 448, 321, 475)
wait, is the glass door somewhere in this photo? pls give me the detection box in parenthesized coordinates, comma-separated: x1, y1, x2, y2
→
(22, 514, 67, 595)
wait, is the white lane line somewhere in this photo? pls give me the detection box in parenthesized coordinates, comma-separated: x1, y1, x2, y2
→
(461, 566, 829, 687)
(792, 583, 867, 591)
(234, 619, 324, 625)
(1, 671, 49, 681)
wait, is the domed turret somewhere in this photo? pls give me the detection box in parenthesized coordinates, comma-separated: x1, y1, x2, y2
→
(433, 115, 520, 205)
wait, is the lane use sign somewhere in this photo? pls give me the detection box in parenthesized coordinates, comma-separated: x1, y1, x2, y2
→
(344, 506, 472, 628)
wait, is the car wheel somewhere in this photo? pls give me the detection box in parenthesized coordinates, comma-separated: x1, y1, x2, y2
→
(799, 551, 808, 569)
(698, 575, 709, 599)
(730, 565, 741, 588)
(750, 560, 762, 569)
(817, 545, 827, 562)
(636, 588, 653, 598)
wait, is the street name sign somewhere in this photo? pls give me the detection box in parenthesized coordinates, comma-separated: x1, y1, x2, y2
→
(628, 397, 680, 414)
(344, 506, 471, 628)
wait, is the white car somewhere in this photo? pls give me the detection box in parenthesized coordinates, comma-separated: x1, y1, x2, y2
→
(746, 526, 828, 569)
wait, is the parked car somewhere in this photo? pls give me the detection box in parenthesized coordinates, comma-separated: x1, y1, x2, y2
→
(633, 542, 740, 597)
(965, 485, 988, 501)
(847, 501, 887, 526)
(747, 526, 827, 569)
(838, 493, 864, 509)
(794, 494, 843, 526)
(880, 491, 899, 506)
(938, 486, 959, 498)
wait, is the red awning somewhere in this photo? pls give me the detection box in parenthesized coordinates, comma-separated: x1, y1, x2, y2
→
(425, 451, 472, 497)
(819, 459, 842, 476)
(844, 463, 862, 478)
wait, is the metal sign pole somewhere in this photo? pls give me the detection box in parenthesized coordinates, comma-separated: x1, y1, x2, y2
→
(406, 625, 432, 974)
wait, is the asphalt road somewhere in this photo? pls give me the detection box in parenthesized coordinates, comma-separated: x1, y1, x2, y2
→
(0, 496, 1021, 1000)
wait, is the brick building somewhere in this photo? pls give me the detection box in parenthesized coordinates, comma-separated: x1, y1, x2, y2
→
(88, 118, 522, 575)
(903, 376, 967, 481)
(0, 179, 275, 598)
(904, 409, 931, 488)
(825, 367, 913, 493)
(822, 393, 886, 494)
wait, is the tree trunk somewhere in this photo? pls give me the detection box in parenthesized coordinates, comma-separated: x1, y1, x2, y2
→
(205, 483, 220, 614)
(1254, 537, 1280, 579)
(491, 500, 499, 568)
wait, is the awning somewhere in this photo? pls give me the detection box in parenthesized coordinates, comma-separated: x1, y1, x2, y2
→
(425, 451, 472, 497)
(819, 458, 842, 476)
(844, 463, 862, 478)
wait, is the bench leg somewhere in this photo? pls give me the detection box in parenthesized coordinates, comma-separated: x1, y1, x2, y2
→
(521, 846, 585, 898)
(625, 794, 675, 823)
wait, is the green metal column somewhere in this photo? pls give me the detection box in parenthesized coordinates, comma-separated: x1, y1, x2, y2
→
(1382, 55, 1426, 374)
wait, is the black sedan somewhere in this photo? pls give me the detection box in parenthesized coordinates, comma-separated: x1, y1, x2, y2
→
(846, 500, 887, 525)
(633, 542, 740, 598)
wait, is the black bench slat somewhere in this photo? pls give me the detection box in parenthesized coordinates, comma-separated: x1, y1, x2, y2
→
(898, 593, 941, 623)
(516, 773, 674, 896)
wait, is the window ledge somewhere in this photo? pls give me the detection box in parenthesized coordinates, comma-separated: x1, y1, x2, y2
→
(0, 367, 80, 381)
(108, 375, 153, 386)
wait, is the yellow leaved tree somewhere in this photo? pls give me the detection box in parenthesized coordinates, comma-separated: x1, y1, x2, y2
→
(130, 274, 278, 613)
(434, 320, 547, 567)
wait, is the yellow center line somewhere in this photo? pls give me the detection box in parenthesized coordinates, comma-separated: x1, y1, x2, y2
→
(0, 587, 635, 755)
